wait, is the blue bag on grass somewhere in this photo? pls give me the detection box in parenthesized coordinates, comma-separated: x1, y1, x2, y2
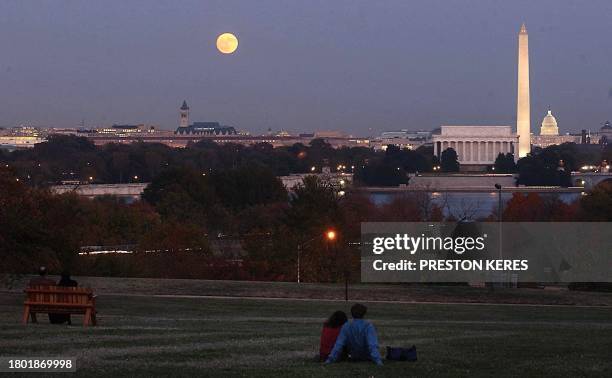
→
(386, 345, 417, 361)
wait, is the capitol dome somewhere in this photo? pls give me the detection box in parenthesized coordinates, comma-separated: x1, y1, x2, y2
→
(540, 109, 559, 136)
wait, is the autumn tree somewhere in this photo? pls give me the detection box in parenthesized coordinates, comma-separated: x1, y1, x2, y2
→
(502, 193, 577, 221)
(580, 182, 612, 221)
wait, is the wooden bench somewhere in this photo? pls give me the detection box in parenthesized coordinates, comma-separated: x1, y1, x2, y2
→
(23, 286, 97, 327)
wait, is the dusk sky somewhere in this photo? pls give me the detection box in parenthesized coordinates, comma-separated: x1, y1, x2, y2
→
(1, 0, 611, 135)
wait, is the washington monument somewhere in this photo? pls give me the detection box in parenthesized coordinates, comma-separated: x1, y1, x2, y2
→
(516, 23, 531, 158)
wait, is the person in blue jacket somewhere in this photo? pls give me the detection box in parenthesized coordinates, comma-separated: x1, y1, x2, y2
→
(325, 303, 383, 366)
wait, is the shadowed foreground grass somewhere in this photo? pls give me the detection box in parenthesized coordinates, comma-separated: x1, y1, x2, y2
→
(1, 293, 612, 377)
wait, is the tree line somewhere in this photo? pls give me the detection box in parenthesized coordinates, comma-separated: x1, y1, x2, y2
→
(0, 135, 436, 187)
(2, 135, 608, 188)
(2, 160, 610, 282)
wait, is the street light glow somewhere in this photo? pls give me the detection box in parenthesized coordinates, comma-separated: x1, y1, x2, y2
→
(326, 230, 337, 241)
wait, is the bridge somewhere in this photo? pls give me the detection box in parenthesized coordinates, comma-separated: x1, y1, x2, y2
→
(403, 172, 611, 192)
(50, 183, 149, 201)
(571, 172, 612, 190)
(47, 173, 611, 201)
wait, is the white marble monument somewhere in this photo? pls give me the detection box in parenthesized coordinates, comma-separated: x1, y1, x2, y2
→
(516, 23, 531, 158)
(433, 126, 518, 166)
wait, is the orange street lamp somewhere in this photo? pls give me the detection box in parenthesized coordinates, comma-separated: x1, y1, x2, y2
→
(297, 229, 336, 284)
(326, 230, 337, 241)
(325, 228, 349, 301)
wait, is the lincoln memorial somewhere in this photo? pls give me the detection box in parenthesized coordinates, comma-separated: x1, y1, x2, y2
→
(432, 126, 519, 168)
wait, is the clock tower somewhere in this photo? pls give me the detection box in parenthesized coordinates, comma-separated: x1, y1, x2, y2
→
(179, 100, 189, 128)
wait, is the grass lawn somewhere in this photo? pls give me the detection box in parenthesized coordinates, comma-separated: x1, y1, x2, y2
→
(4, 275, 612, 306)
(1, 290, 612, 377)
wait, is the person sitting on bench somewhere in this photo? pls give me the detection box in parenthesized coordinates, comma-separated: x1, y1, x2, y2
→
(49, 272, 79, 325)
(27, 266, 55, 323)
(325, 303, 383, 366)
(58, 272, 78, 288)
(28, 266, 55, 287)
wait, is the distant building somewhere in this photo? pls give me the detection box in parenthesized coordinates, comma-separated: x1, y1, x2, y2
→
(531, 109, 580, 148)
(0, 135, 46, 150)
(581, 129, 591, 144)
(0, 126, 46, 150)
(432, 126, 518, 170)
(540, 109, 559, 135)
(371, 130, 432, 151)
(279, 172, 352, 191)
(175, 101, 237, 136)
(568, 121, 610, 146)
(98, 124, 156, 136)
(599, 121, 612, 145)
(50, 183, 148, 202)
(175, 122, 237, 136)
(314, 131, 348, 138)
(46, 128, 85, 136)
(531, 134, 580, 148)
(380, 130, 431, 140)
(179, 100, 189, 128)
(47, 101, 371, 149)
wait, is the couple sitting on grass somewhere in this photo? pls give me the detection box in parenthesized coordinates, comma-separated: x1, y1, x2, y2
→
(319, 303, 383, 366)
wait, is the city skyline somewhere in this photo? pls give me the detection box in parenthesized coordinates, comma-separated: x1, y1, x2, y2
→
(1, 1, 612, 134)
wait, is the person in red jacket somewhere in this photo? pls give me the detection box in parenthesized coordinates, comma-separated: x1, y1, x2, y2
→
(319, 311, 348, 362)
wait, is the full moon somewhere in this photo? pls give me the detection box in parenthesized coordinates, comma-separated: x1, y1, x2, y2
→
(216, 33, 238, 54)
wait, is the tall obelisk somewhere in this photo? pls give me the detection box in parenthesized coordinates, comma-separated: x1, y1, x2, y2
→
(516, 23, 530, 158)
